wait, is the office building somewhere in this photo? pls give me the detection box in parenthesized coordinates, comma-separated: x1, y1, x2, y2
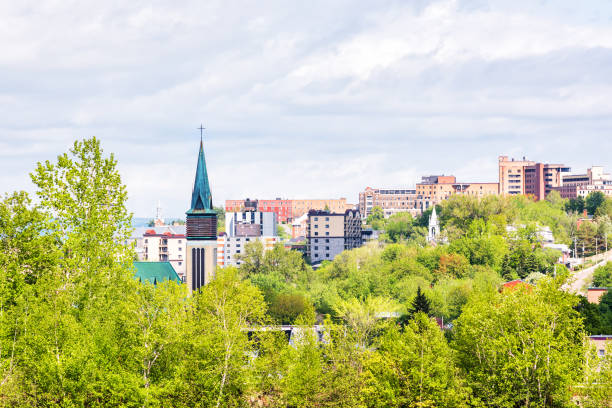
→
(225, 198, 354, 223)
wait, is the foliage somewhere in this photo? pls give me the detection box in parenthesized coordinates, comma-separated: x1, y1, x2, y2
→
(586, 191, 606, 216)
(593, 262, 612, 287)
(454, 275, 585, 407)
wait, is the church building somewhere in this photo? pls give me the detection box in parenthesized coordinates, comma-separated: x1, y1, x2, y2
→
(185, 138, 218, 291)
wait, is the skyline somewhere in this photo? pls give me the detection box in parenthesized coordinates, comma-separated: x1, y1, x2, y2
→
(2, 0, 612, 217)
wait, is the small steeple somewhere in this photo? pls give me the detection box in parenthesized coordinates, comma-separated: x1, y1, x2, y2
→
(187, 137, 214, 214)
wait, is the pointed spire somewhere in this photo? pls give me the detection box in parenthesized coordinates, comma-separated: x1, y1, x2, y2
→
(188, 138, 213, 213)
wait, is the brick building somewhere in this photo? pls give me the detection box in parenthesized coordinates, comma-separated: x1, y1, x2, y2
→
(225, 198, 353, 223)
(498, 156, 570, 201)
(416, 175, 498, 210)
(358, 187, 419, 219)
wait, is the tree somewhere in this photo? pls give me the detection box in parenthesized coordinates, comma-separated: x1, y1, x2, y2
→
(409, 287, 431, 317)
(366, 206, 384, 230)
(453, 275, 585, 407)
(362, 313, 468, 407)
(593, 262, 612, 287)
(586, 191, 606, 216)
(167, 267, 267, 407)
(566, 196, 585, 214)
(333, 296, 394, 349)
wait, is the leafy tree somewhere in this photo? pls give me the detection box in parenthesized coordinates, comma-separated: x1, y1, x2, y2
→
(565, 196, 585, 214)
(593, 261, 612, 287)
(575, 295, 606, 335)
(334, 296, 394, 349)
(586, 191, 606, 216)
(362, 313, 468, 407)
(454, 275, 585, 407)
(268, 292, 313, 324)
(366, 206, 385, 230)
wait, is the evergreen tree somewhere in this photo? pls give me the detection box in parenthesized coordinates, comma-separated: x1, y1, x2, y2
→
(409, 287, 431, 317)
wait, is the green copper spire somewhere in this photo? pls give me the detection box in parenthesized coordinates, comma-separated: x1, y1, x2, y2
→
(187, 139, 214, 214)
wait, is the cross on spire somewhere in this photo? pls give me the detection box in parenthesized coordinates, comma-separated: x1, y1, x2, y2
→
(198, 124, 205, 142)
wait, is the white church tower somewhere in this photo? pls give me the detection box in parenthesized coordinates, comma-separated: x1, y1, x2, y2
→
(427, 206, 440, 244)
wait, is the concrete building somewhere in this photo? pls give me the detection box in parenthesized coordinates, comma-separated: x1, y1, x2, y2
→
(358, 187, 419, 219)
(225, 211, 277, 237)
(587, 287, 609, 304)
(225, 198, 354, 223)
(498, 156, 570, 200)
(416, 175, 498, 210)
(306, 209, 362, 264)
(217, 210, 280, 267)
(291, 213, 308, 239)
(185, 139, 218, 292)
(217, 235, 280, 267)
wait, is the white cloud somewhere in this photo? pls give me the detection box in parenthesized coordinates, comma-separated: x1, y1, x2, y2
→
(1, 0, 612, 216)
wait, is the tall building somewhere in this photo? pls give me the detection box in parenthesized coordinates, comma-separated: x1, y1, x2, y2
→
(416, 175, 498, 210)
(306, 209, 362, 264)
(185, 139, 217, 292)
(135, 226, 187, 279)
(498, 156, 570, 200)
(358, 187, 419, 219)
(217, 211, 280, 267)
(498, 156, 534, 196)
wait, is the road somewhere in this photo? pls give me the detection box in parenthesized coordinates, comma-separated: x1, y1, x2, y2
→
(565, 250, 612, 295)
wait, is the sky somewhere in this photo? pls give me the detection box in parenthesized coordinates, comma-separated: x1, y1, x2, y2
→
(2, 0, 612, 218)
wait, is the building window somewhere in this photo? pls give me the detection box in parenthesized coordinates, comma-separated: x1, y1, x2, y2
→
(314, 217, 318, 221)
(144, 239, 148, 243)
(314, 239, 318, 243)
(599, 349, 606, 357)
(236, 250, 241, 254)
(315, 232, 318, 236)
(326, 246, 329, 250)
(178, 240, 182, 244)
(325, 232, 329, 236)
(325, 224, 329, 228)
(179, 247, 182, 251)
(325, 217, 329, 221)
(178, 262, 182, 266)
(325, 239, 329, 243)
(236, 244, 240, 247)
(315, 246, 319, 250)
(314, 225, 318, 228)
(326, 253, 330, 258)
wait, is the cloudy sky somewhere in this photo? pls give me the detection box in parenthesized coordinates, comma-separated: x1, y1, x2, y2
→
(2, 0, 612, 217)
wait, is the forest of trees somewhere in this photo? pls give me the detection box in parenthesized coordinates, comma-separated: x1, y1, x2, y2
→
(0, 137, 611, 407)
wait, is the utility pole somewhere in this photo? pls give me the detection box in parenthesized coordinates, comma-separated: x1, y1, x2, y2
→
(574, 237, 577, 259)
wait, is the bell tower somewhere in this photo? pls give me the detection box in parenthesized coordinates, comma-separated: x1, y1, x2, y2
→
(185, 127, 217, 291)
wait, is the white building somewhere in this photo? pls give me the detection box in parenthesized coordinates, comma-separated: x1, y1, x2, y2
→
(218, 211, 280, 267)
(131, 225, 187, 279)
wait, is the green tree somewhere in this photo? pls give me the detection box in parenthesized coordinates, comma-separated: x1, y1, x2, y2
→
(362, 313, 468, 407)
(454, 275, 585, 407)
(366, 206, 385, 230)
(565, 196, 585, 214)
(593, 262, 612, 287)
(586, 191, 606, 216)
(409, 286, 431, 317)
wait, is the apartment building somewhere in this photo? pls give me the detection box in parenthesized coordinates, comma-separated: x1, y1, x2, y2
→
(358, 187, 419, 219)
(416, 175, 498, 210)
(306, 209, 362, 264)
(217, 210, 279, 267)
(132, 226, 187, 279)
(225, 198, 353, 223)
(498, 156, 570, 200)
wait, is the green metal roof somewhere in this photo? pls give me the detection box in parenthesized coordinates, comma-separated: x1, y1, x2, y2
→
(187, 140, 214, 214)
(133, 262, 181, 285)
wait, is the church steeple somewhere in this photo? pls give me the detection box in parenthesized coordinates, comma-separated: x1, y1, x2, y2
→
(185, 128, 218, 292)
(188, 139, 214, 213)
